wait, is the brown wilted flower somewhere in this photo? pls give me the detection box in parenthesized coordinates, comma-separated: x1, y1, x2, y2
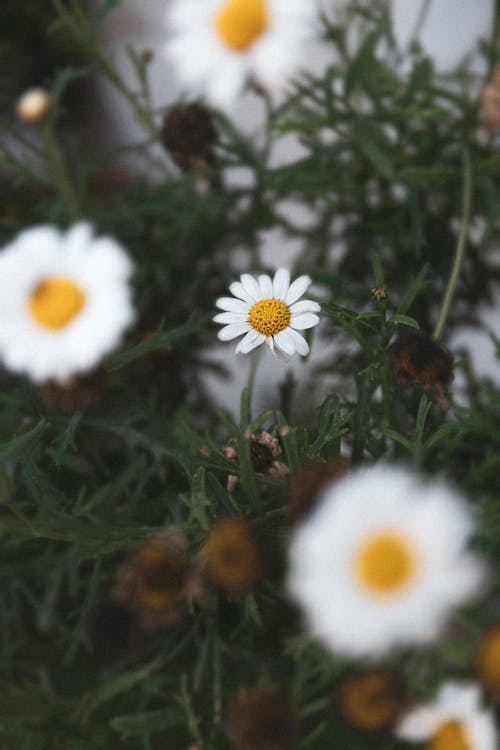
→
(201, 518, 263, 597)
(223, 431, 289, 493)
(38, 369, 104, 412)
(287, 457, 350, 523)
(480, 68, 500, 133)
(161, 102, 218, 171)
(230, 686, 297, 750)
(114, 536, 196, 630)
(337, 669, 405, 732)
(477, 625, 500, 692)
(388, 330, 453, 409)
(86, 598, 140, 661)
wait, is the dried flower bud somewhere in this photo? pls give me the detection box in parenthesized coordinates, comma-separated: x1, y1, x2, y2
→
(480, 68, 500, 132)
(230, 686, 297, 750)
(141, 49, 154, 64)
(114, 536, 192, 630)
(371, 285, 388, 302)
(161, 103, 218, 171)
(38, 370, 104, 412)
(15, 87, 52, 125)
(388, 330, 453, 409)
(202, 518, 263, 597)
(287, 457, 350, 523)
(337, 669, 405, 732)
(223, 431, 288, 493)
(478, 625, 500, 692)
(86, 599, 140, 661)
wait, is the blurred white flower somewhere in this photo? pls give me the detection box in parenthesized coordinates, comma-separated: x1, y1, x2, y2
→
(287, 464, 486, 658)
(0, 223, 134, 383)
(396, 682, 496, 750)
(214, 268, 319, 356)
(164, 0, 320, 107)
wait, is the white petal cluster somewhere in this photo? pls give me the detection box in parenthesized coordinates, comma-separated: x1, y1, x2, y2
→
(0, 223, 134, 383)
(396, 682, 497, 750)
(214, 268, 320, 356)
(287, 465, 486, 658)
(164, 0, 320, 107)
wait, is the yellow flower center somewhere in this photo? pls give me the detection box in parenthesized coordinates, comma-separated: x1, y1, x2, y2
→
(248, 298, 291, 337)
(355, 531, 415, 596)
(479, 626, 500, 689)
(431, 721, 470, 750)
(29, 276, 86, 330)
(339, 670, 403, 731)
(214, 0, 270, 52)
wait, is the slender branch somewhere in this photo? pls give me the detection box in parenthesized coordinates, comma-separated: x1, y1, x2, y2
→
(42, 123, 82, 219)
(433, 148, 473, 340)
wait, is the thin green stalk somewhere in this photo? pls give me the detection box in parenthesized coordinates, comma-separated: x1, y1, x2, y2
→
(52, 0, 160, 142)
(378, 299, 396, 429)
(247, 347, 261, 407)
(42, 123, 82, 219)
(432, 148, 473, 340)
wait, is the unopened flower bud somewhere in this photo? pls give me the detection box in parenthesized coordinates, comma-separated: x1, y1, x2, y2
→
(15, 87, 52, 125)
(371, 285, 388, 302)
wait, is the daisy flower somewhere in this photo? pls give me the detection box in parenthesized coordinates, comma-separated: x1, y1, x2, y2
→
(286, 465, 486, 659)
(214, 269, 320, 356)
(396, 682, 497, 750)
(0, 223, 134, 383)
(164, 0, 320, 107)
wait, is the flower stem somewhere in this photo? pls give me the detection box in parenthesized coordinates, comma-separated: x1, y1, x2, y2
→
(432, 148, 473, 340)
(42, 122, 82, 220)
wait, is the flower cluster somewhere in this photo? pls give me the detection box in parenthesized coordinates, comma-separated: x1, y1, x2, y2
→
(286, 464, 497, 747)
(164, 0, 320, 107)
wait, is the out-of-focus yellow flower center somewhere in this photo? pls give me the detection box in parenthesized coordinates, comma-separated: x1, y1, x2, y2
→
(29, 276, 86, 330)
(202, 518, 263, 596)
(431, 720, 470, 750)
(248, 298, 290, 337)
(478, 626, 500, 689)
(214, 0, 269, 52)
(339, 670, 403, 731)
(355, 532, 415, 595)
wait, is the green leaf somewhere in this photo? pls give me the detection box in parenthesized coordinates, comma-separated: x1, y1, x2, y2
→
(387, 313, 420, 329)
(110, 708, 179, 736)
(351, 121, 394, 180)
(110, 315, 208, 370)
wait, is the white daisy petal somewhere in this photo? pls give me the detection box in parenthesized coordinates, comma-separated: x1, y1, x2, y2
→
(287, 465, 486, 659)
(215, 296, 249, 313)
(396, 682, 497, 750)
(206, 58, 247, 106)
(290, 312, 320, 330)
(163, 0, 320, 108)
(284, 274, 311, 305)
(258, 274, 274, 299)
(240, 273, 261, 302)
(213, 311, 246, 324)
(273, 268, 290, 300)
(289, 299, 321, 315)
(229, 281, 254, 305)
(0, 223, 134, 383)
(274, 330, 296, 355)
(235, 330, 266, 354)
(396, 706, 441, 740)
(214, 268, 320, 357)
(217, 322, 251, 341)
(286, 327, 309, 356)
